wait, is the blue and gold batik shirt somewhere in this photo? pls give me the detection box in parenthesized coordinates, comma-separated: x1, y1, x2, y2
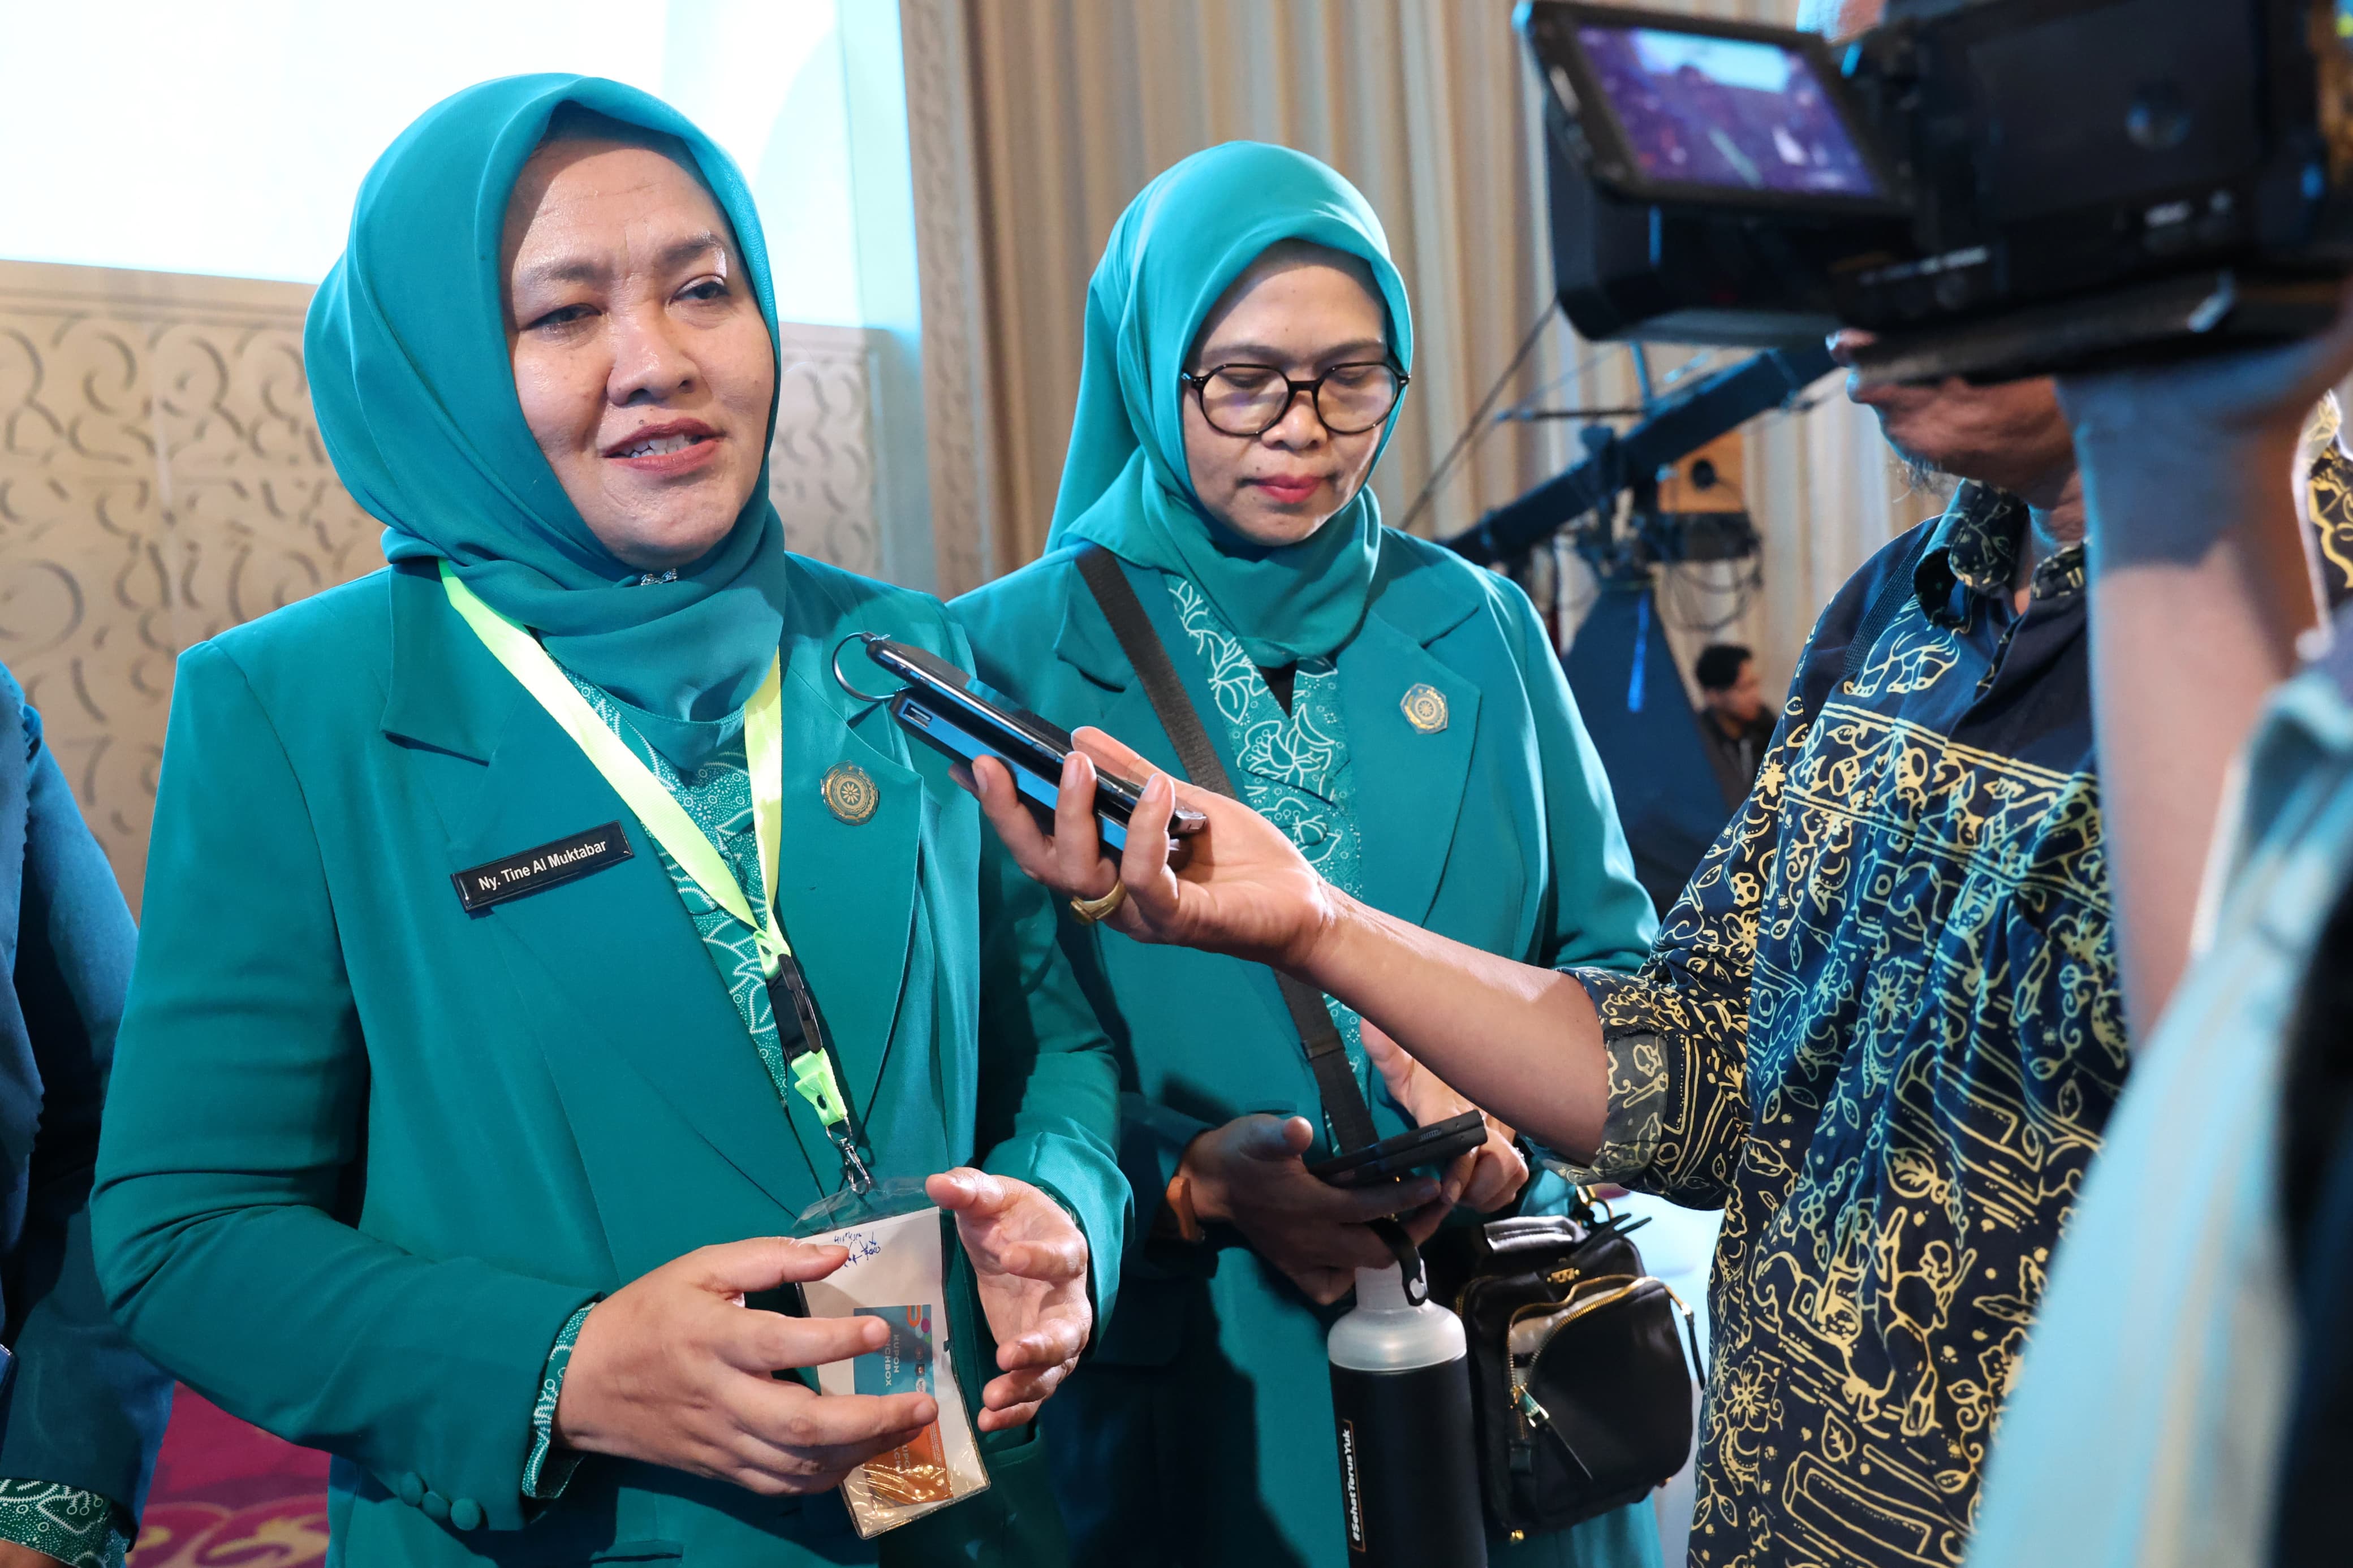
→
(1567, 482, 2129, 1568)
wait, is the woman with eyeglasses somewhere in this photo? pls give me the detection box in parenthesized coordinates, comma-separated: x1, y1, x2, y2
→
(951, 143, 1661, 1568)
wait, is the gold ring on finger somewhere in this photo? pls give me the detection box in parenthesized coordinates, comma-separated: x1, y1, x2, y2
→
(1068, 879, 1128, 925)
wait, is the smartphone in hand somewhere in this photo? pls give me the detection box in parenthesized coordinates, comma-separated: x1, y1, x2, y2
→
(1306, 1111, 1488, 1190)
(845, 634, 1208, 852)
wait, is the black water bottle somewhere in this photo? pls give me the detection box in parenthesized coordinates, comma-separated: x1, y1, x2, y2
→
(1327, 1253, 1489, 1567)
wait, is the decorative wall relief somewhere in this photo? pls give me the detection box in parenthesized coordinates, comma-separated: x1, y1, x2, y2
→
(0, 263, 370, 910)
(0, 259, 882, 910)
(769, 323, 885, 579)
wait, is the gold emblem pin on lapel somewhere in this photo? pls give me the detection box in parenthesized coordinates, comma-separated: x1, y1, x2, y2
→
(1400, 683, 1449, 735)
(822, 762, 878, 824)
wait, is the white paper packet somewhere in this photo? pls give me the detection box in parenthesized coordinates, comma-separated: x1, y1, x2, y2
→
(797, 1190, 990, 1537)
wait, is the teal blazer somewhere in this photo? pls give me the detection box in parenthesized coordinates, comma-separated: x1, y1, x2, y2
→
(951, 534, 1658, 1568)
(90, 556, 1126, 1567)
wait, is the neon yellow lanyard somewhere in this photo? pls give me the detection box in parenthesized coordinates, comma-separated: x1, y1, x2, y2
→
(439, 564, 865, 1176)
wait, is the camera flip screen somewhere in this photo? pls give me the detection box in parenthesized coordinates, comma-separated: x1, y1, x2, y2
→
(1576, 23, 1881, 201)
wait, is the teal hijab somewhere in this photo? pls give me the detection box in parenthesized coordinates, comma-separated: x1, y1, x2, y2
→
(305, 75, 791, 741)
(1044, 142, 1415, 667)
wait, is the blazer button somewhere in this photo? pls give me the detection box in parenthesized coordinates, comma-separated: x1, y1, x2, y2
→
(450, 1498, 485, 1532)
(395, 1473, 425, 1507)
(421, 1491, 451, 1523)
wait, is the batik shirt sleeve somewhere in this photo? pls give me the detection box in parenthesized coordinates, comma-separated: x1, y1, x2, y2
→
(1557, 712, 1789, 1206)
(1554, 519, 1932, 1204)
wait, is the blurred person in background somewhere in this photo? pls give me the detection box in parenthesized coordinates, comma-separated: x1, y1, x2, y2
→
(1956, 295, 2353, 1566)
(1691, 643, 1771, 806)
(951, 142, 1662, 1568)
(0, 664, 170, 1568)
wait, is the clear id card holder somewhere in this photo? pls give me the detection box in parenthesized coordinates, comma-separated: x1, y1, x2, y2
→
(793, 1179, 990, 1536)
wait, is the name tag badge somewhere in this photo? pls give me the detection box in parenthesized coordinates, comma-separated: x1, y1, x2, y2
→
(798, 1199, 989, 1535)
(451, 822, 634, 913)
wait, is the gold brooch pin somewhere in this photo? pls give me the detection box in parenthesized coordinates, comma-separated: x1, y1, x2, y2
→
(821, 762, 878, 824)
(1400, 684, 1449, 734)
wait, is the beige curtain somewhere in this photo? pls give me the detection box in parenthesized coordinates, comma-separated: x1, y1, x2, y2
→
(912, 0, 1938, 695)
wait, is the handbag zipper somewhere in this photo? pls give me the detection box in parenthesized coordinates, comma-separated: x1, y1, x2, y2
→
(1505, 1276, 1647, 1438)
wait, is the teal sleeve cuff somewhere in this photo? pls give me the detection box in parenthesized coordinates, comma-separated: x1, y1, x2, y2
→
(1115, 1095, 1227, 1276)
(1119, 1094, 1212, 1220)
(522, 1303, 594, 1503)
(0, 1480, 131, 1568)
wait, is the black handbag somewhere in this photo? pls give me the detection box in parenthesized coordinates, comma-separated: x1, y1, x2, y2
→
(1426, 1204, 1705, 1537)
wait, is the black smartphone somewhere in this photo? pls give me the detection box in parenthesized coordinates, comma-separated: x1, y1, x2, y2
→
(848, 634, 1208, 853)
(1307, 1110, 1489, 1190)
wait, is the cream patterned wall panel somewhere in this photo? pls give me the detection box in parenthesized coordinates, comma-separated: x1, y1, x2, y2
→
(0, 262, 370, 913)
(766, 321, 886, 581)
(0, 259, 881, 911)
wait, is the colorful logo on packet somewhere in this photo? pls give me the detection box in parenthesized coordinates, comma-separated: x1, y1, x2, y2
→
(854, 1306, 952, 1506)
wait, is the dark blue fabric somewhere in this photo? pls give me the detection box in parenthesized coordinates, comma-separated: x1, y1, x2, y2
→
(0, 666, 170, 1515)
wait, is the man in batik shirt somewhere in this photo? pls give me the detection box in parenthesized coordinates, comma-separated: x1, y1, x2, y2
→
(1561, 342, 2126, 1566)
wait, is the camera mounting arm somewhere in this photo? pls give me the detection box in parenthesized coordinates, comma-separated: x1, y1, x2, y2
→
(1443, 338, 1837, 568)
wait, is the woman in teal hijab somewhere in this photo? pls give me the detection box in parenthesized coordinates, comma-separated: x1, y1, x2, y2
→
(951, 143, 1661, 1568)
(90, 75, 1124, 1567)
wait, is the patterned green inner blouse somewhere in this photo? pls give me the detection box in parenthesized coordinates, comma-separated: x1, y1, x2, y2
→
(0, 1480, 130, 1568)
(1165, 574, 1379, 1112)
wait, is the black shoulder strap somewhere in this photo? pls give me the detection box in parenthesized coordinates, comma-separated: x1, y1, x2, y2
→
(1839, 522, 1935, 692)
(1074, 545, 1382, 1154)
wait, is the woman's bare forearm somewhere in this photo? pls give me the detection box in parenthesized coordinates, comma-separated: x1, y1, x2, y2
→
(1291, 893, 1610, 1159)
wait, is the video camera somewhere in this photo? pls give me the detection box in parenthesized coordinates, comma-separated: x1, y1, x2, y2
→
(1522, 0, 2353, 383)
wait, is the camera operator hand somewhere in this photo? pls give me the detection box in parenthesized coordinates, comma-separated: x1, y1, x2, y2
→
(1175, 1115, 1447, 1306)
(2061, 284, 2353, 1031)
(2061, 290, 2353, 567)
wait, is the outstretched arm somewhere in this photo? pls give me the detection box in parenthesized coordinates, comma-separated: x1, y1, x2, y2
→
(968, 745, 1614, 1160)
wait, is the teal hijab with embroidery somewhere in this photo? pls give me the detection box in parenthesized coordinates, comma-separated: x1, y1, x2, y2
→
(305, 75, 791, 740)
(1044, 142, 1415, 667)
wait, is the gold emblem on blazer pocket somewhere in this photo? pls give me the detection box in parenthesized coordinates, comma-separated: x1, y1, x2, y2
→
(1400, 684, 1449, 734)
(822, 762, 880, 824)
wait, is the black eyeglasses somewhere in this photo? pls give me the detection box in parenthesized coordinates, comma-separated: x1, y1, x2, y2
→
(1179, 361, 1409, 438)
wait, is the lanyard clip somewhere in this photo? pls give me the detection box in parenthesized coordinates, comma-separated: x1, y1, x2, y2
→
(837, 1137, 875, 1195)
